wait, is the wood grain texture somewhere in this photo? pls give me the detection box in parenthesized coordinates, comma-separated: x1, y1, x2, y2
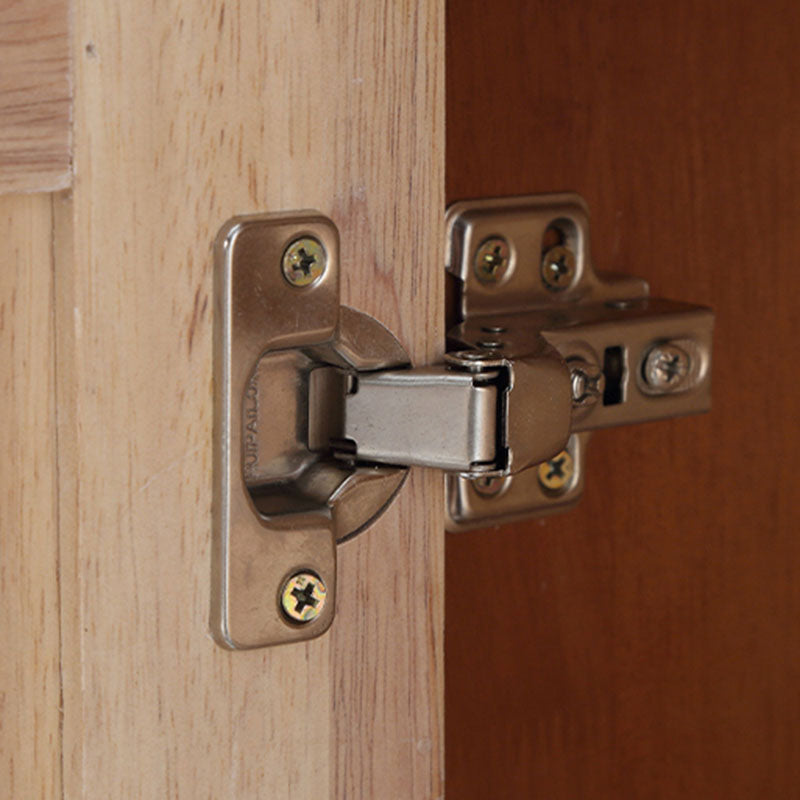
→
(55, 1, 443, 798)
(446, 0, 800, 797)
(0, 0, 71, 194)
(0, 193, 61, 798)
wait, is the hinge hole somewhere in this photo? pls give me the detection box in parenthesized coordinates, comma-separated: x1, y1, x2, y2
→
(541, 218, 578, 257)
(542, 224, 565, 251)
(602, 346, 625, 406)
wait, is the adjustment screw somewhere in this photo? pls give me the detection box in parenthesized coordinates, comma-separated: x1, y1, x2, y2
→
(570, 360, 605, 407)
(280, 571, 327, 623)
(643, 343, 690, 391)
(537, 450, 575, 493)
(474, 237, 510, 283)
(541, 245, 576, 291)
(282, 237, 327, 287)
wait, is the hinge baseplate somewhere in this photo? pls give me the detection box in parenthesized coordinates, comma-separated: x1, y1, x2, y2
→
(443, 193, 712, 529)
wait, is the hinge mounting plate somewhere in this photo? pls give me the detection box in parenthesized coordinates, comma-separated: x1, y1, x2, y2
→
(444, 193, 713, 529)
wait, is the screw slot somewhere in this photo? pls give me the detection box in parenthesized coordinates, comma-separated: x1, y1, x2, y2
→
(642, 343, 690, 392)
(569, 360, 605, 407)
(473, 474, 510, 498)
(474, 237, 510, 283)
(280, 571, 327, 624)
(541, 245, 576, 291)
(537, 450, 575, 493)
(282, 237, 327, 288)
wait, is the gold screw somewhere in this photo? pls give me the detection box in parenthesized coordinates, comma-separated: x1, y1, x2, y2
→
(281, 237, 327, 287)
(474, 237, 510, 283)
(541, 245, 576, 291)
(280, 571, 327, 623)
(537, 450, 575, 493)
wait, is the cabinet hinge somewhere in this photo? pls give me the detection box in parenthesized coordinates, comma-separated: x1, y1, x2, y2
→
(212, 193, 713, 648)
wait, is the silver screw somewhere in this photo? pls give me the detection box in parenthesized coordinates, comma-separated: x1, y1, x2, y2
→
(474, 237, 510, 283)
(473, 474, 509, 498)
(541, 245, 576, 291)
(569, 360, 605, 407)
(280, 571, 327, 623)
(643, 343, 690, 391)
(282, 237, 327, 287)
(537, 450, 575, 493)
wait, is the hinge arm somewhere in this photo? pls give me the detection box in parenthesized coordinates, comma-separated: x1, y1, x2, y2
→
(339, 366, 503, 474)
(310, 342, 574, 478)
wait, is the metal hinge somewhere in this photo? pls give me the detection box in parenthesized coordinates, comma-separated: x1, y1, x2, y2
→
(212, 194, 713, 649)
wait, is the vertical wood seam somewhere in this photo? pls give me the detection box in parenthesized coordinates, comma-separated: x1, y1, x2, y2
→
(49, 191, 66, 800)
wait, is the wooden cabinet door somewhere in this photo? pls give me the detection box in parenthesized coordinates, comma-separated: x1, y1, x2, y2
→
(446, 1, 800, 797)
(2, 2, 443, 797)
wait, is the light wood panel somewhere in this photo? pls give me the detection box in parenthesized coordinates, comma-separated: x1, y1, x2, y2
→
(0, 193, 61, 798)
(55, 1, 443, 797)
(0, 0, 71, 194)
(446, 0, 800, 796)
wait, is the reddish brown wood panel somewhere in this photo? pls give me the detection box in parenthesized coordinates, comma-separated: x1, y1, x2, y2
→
(446, 1, 800, 797)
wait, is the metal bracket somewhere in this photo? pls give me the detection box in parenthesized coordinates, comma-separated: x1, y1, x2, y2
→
(212, 212, 410, 649)
(212, 194, 713, 649)
(443, 193, 713, 529)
